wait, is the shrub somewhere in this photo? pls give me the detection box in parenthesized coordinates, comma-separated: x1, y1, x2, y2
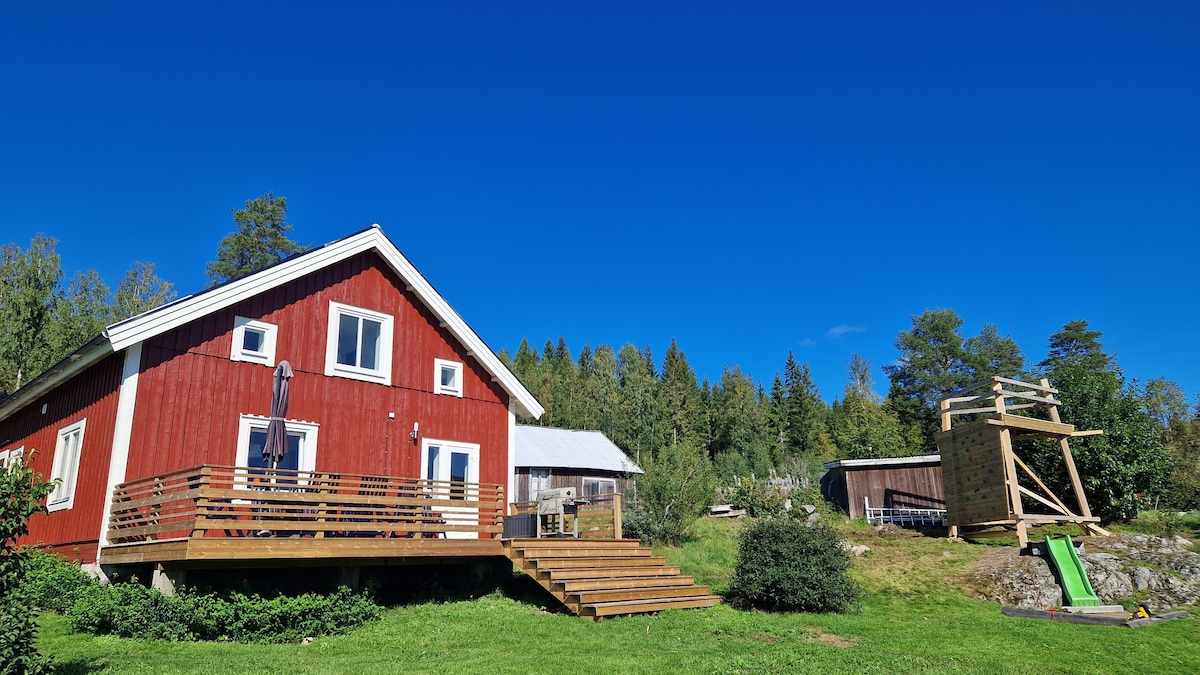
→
(730, 480, 788, 518)
(730, 519, 860, 613)
(631, 442, 717, 545)
(69, 584, 381, 643)
(22, 549, 97, 612)
(1, 458, 55, 674)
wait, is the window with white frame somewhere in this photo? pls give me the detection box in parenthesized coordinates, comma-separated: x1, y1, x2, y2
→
(325, 301, 394, 385)
(48, 419, 86, 511)
(0, 446, 24, 471)
(434, 358, 463, 397)
(235, 414, 319, 487)
(583, 477, 617, 497)
(230, 316, 278, 366)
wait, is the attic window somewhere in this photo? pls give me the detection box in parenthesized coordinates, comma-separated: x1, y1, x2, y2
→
(434, 358, 463, 397)
(231, 317, 278, 366)
(325, 301, 394, 386)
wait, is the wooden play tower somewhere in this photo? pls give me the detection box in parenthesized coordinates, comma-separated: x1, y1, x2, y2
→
(935, 377, 1110, 546)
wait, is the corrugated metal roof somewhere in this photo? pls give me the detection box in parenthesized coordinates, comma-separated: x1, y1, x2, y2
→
(515, 426, 643, 474)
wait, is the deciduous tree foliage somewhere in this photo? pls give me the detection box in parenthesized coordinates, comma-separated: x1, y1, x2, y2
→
(1, 456, 56, 674)
(1027, 322, 1174, 521)
(0, 237, 177, 395)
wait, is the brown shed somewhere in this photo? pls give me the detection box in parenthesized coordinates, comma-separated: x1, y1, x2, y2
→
(820, 455, 944, 519)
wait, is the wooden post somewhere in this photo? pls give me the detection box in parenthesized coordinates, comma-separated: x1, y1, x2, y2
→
(1041, 378, 1093, 519)
(940, 398, 953, 432)
(612, 493, 623, 539)
(192, 466, 212, 538)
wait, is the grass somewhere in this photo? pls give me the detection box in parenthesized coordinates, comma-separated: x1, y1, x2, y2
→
(37, 517, 1200, 674)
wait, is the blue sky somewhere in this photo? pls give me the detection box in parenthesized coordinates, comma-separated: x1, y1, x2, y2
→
(2, 2, 1197, 404)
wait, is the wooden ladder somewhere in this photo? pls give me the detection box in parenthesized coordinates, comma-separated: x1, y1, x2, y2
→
(504, 538, 721, 619)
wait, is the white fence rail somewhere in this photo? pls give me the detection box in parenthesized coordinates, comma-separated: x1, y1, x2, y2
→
(864, 497, 947, 527)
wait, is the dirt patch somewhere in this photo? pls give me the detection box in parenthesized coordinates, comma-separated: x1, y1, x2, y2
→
(804, 625, 855, 648)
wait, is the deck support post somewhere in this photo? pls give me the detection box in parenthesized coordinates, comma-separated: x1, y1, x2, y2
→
(339, 566, 361, 591)
(151, 564, 186, 597)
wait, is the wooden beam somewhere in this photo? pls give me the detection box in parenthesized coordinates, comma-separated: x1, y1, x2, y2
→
(987, 415, 1075, 436)
(1017, 485, 1071, 516)
(1012, 454, 1076, 517)
(1043, 378, 1094, 520)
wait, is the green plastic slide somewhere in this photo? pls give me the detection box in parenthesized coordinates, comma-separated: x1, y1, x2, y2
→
(1045, 535, 1100, 607)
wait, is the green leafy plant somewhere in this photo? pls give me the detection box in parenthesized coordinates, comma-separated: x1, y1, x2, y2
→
(730, 519, 860, 613)
(1, 457, 56, 674)
(68, 583, 381, 643)
(729, 480, 788, 518)
(21, 549, 96, 612)
(630, 442, 717, 545)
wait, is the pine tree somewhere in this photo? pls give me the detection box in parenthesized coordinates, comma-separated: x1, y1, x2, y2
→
(206, 192, 307, 286)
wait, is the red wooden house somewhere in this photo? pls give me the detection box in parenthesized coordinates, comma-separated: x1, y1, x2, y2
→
(0, 226, 722, 617)
(0, 225, 547, 566)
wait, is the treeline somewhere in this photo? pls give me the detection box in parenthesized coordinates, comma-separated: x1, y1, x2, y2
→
(0, 192, 304, 396)
(0, 236, 176, 394)
(500, 310, 1200, 520)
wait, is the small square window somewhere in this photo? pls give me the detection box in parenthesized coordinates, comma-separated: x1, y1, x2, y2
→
(49, 419, 86, 512)
(0, 446, 24, 472)
(231, 317, 278, 366)
(242, 328, 265, 353)
(434, 359, 463, 397)
(325, 302, 394, 385)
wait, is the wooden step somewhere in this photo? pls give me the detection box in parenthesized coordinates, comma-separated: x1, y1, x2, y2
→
(582, 595, 722, 617)
(517, 547, 653, 559)
(508, 538, 643, 549)
(545, 565, 681, 581)
(570, 585, 712, 605)
(533, 556, 666, 569)
(557, 575, 697, 593)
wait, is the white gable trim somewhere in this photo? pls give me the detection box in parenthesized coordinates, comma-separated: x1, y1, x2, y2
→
(102, 226, 543, 419)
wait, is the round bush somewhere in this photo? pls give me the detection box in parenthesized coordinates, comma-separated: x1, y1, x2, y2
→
(729, 519, 860, 613)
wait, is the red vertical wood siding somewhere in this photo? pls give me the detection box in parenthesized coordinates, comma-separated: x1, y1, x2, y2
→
(0, 353, 124, 558)
(126, 252, 513, 488)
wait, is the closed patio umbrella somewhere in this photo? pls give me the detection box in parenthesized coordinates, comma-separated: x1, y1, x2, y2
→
(262, 360, 294, 470)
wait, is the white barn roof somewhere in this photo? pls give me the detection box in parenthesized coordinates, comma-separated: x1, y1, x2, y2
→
(515, 426, 643, 474)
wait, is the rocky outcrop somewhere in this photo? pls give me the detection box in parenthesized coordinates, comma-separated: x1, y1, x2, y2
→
(971, 533, 1199, 612)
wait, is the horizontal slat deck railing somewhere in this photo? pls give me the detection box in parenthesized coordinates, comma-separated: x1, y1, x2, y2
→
(509, 492, 623, 539)
(108, 465, 505, 543)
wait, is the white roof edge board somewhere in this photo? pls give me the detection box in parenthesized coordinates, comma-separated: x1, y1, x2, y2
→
(12, 226, 542, 421)
(0, 338, 114, 423)
(822, 454, 942, 470)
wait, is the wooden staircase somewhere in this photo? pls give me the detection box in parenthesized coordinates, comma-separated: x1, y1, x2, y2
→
(504, 538, 721, 619)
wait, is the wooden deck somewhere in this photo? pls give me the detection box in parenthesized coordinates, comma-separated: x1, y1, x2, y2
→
(99, 468, 715, 618)
(99, 465, 510, 565)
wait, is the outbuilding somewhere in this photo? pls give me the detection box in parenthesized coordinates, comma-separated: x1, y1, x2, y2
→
(820, 454, 944, 519)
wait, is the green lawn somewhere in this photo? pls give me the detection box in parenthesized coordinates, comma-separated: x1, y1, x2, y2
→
(38, 518, 1200, 674)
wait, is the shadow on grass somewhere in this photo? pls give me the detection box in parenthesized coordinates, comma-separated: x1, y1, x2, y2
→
(51, 657, 107, 675)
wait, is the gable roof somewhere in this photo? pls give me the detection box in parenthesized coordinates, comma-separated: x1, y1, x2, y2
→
(515, 426, 643, 474)
(0, 225, 544, 421)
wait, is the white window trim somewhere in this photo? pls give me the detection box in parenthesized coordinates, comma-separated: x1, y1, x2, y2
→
(234, 414, 320, 489)
(419, 438, 481, 488)
(230, 316, 278, 366)
(324, 301, 394, 386)
(434, 358, 464, 397)
(0, 446, 24, 471)
(48, 419, 86, 512)
(584, 477, 618, 497)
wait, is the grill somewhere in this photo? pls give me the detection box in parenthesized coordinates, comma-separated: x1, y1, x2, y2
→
(537, 487, 581, 538)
